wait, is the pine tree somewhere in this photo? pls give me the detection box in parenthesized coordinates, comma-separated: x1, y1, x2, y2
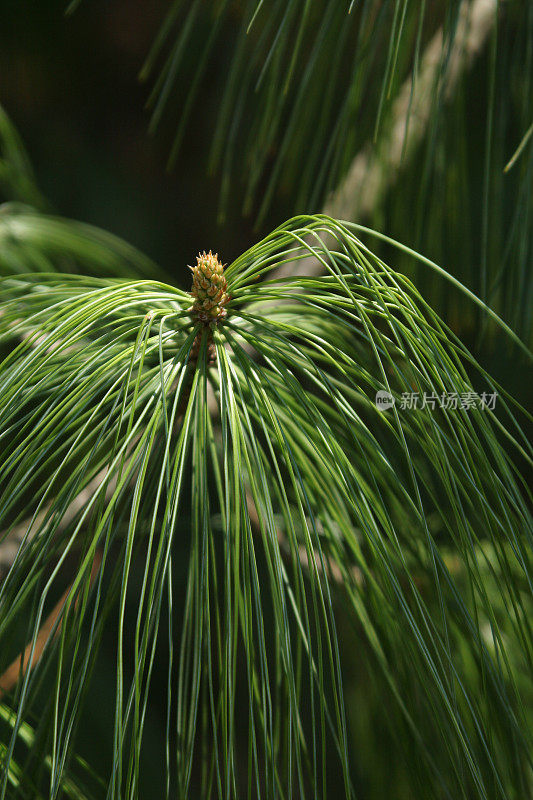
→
(0, 3, 531, 798)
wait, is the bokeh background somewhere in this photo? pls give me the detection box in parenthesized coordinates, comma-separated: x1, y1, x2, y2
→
(0, 1, 531, 796)
(2, 1, 530, 444)
(0, 0, 274, 279)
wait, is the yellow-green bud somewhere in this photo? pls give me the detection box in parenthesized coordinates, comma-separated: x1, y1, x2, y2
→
(189, 251, 229, 324)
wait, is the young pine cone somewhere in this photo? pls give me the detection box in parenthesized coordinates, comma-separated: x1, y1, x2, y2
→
(190, 251, 229, 325)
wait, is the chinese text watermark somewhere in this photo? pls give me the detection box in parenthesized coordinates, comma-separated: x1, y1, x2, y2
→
(375, 390, 498, 411)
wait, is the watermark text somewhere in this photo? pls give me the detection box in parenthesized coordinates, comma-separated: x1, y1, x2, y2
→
(375, 390, 498, 411)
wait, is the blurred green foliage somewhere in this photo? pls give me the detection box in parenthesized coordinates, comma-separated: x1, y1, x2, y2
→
(0, 2, 531, 797)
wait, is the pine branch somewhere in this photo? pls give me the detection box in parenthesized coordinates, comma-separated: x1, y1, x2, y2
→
(0, 219, 531, 797)
(273, 0, 497, 279)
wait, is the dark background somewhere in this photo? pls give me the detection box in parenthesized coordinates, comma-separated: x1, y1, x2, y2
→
(0, 0, 277, 288)
(0, 1, 531, 796)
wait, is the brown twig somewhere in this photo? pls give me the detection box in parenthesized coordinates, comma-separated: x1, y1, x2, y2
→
(0, 550, 103, 699)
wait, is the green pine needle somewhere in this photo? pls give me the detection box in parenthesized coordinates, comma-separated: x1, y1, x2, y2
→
(0, 215, 531, 798)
